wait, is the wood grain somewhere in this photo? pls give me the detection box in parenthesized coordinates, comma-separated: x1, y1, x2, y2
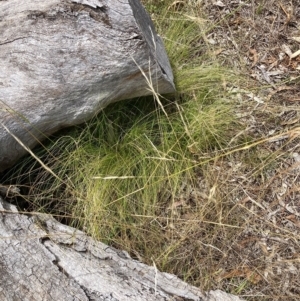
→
(0, 0, 175, 172)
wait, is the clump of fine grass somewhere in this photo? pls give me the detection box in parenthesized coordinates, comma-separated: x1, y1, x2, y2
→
(67, 88, 232, 237)
(7, 1, 299, 300)
(2, 0, 239, 294)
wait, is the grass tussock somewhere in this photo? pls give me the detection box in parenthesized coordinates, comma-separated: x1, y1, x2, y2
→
(3, 0, 237, 289)
(3, 0, 300, 300)
(4, 0, 235, 275)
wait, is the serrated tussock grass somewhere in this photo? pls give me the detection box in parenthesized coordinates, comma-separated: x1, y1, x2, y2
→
(3, 1, 300, 299)
(2, 0, 241, 294)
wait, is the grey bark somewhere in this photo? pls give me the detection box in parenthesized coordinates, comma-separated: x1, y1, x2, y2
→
(0, 197, 244, 301)
(0, 0, 175, 172)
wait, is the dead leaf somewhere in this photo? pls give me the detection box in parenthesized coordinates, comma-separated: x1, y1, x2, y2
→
(249, 48, 258, 67)
(291, 49, 300, 59)
(213, 1, 225, 8)
(282, 44, 293, 58)
(291, 36, 300, 43)
(285, 215, 300, 228)
(219, 267, 263, 284)
(213, 48, 225, 56)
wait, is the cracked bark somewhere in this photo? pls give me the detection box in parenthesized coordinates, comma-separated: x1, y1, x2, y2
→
(0, 197, 244, 301)
(0, 0, 175, 172)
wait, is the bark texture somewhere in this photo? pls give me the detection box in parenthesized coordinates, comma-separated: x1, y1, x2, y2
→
(0, 0, 175, 172)
(0, 197, 244, 301)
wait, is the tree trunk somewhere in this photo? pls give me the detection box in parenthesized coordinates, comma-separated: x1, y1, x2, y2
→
(0, 197, 244, 301)
(0, 0, 175, 172)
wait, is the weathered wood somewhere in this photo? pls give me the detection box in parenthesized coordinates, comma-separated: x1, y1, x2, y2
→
(0, 0, 175, 172)
(0, 197, 244, 301)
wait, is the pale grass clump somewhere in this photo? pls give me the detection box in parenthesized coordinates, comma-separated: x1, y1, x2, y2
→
(4, 1, 299, 300)
(8, 0, 299, 299)
(2, 0, 236, 283)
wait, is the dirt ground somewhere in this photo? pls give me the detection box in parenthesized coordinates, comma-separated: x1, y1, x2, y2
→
(193, 0, 300, 299)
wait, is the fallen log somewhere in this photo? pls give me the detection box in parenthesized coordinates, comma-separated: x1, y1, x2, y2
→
(0, 0, 175, 172)
(0, 197, 244, 301)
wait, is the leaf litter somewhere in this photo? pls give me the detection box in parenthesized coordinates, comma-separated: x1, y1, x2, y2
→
(187, 0, 300, 299)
